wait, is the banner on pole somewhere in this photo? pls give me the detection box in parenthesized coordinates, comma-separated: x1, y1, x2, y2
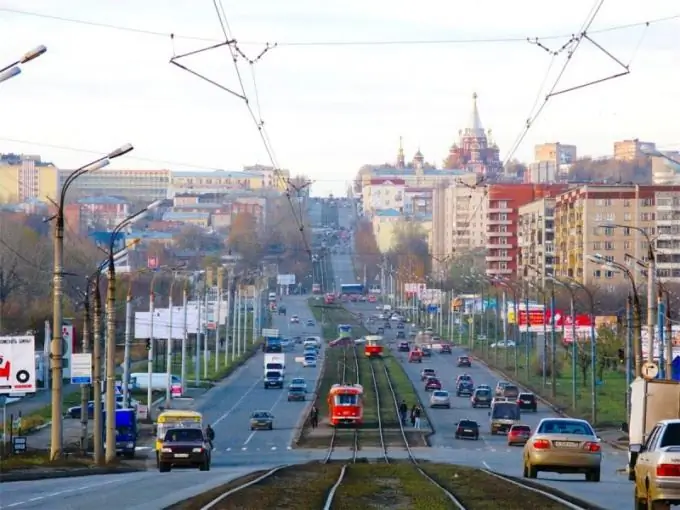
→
(0, 335, 37, 394)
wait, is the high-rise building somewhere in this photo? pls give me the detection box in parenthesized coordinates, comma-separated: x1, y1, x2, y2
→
(58, 168, 171, 203)
(485, 183, 567, 279)
(517, 197, 556, 286)
(534, 142, 577, 165)
(613, 139, 655, 161)
(0, 153, 59, 204)
(554, 184, 680, 289)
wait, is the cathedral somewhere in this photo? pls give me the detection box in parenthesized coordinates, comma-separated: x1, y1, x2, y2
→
(443, 92, 502, 176)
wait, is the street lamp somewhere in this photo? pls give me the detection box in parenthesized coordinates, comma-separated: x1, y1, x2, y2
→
(49, 144, 133, 461)
(0, 45, 47, 74)
(105, 199, 162, 463)
(0, 66, 21, 84)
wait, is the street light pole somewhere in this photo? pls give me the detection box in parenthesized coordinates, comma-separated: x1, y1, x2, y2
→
(0, 45, 47, 84)
(92, 277, 104, 464)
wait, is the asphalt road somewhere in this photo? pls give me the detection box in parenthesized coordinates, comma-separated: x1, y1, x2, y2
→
(331, 206, 356, 292)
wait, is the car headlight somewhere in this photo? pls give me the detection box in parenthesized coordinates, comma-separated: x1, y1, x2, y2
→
(192, 447, 203, 453)
(161, 447, 172, 453)
(127, 442, 134, 448)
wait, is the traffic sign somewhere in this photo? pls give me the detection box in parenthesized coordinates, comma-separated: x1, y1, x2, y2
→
(70, 353, 92, 385)
(642, 361, 659, 380)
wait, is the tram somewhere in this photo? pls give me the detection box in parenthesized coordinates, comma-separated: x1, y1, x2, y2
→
(364, 334, 384, 357)
(327, 383, 364, 426)
(338, 324, 352, 338)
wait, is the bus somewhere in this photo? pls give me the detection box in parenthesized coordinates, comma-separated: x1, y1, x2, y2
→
(341, 283, 364, 295)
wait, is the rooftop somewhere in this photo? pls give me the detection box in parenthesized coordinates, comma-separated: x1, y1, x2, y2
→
(172, 170, 264, 179)
(77, 196, 128, 205)
(163, 211, 211, 221)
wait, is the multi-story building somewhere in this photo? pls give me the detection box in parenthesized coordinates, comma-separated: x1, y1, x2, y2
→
(371, 209, 402, 253)
(0, 153, 59, 204)
(652, 152, 680, 185)
(613, 139, 655, 161)
(58, 168, 170, 202)
(554, 184, 680, 289)
(362, 178, 406, 215)
(517, 198, 556, 285)
(534, 142, 577, 165)
(431, 180, 487, 270)
(485, 183, 567, 279)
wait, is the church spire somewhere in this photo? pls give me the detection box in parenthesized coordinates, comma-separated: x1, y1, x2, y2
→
(397, 136, 405, 168)
(466, 92, 485, 137)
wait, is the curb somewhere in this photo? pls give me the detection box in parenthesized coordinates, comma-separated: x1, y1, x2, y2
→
(292, 348, 327, 446)
(0, 465, 145, 483)
(467, 351, 629, 452)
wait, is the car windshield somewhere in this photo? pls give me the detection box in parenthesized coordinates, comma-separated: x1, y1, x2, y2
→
(459, 375, 471, 380)
(459, 420, 477, 427)
(537, 420, 594, 436)
(292, 379, 305, 385)
(427, 378, 440, 384)
(266, 371, 281, 378)
(252, 412, 271, 419)
(164, 429, 203, 442)
(519, 393, 533, 399)
(433, 391, 448, 398)
(512, 426, 531, 432)
(660, 423, 680, 447)
(424, 369, 435, 374)
(492, 403, 520, 420)
(476, 389, 490, 396)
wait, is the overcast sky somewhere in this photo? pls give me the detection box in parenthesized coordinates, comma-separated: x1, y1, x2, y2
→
(1, 0, 678, 195)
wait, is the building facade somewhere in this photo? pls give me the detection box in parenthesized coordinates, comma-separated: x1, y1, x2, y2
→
(0, 153, 59, 204)
(58, 168, 171, 202)
(613, 139, 655, 161)
(517, 198, 556, 286)
(362, 178, 406, 215)
(652, 153, 680, 185)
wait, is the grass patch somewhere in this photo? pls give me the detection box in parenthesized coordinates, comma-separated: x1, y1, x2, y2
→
(471, 344, 626, 427)
(383, 348, 425, 418)
(167, 462, 342, 510)
(0, 451, 93, 472)
(420, 464, 574, 510)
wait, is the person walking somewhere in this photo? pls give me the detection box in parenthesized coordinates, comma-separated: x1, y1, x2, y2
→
(310, 406, 319, 428)
(410, 405, 417, 427)
(205, 424, 215, 450)
(414, 406, 422, 429)
(399, 400, 408, 425)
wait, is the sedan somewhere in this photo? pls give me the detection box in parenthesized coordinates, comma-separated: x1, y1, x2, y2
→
(287, 387, 306, 401)
(455, 419, 480, 440)
(425, 377, 442, 391)
(303, 356, 317, 368)
(396, 322, 405, 330)
(457, 356, 471, 367)
(429, 390, 451, 408)
(306, 319, 315, 327)
(398, 341, 410, 352)
(249, 411, 275, 430)
(523, 418, 602, 482)
(420, 368, 436, 381)
(508, 424, 532, 446)
(440, 344, 452, 354)
(290, 315, 300, 324)
(289, 378, 307, 391)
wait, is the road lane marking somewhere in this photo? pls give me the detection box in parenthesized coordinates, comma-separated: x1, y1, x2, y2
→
(483, 461, 492, 469)
(243, 431, 256, 445)
(213, 376, 263, 426)
(4, 478, 125, 508)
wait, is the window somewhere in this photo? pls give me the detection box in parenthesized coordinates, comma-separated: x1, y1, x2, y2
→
(605, 270, 614, 279)
(596, 199, 604, 206)
(595, 213, 603, 221)
(624, 212, 632, 221)
(624, 199, 631, 207)
(641, 198, 653, 207)
(604, 227, 614, 236)
(605, 212, 615, 221)
(593, 270, 601, 278)
(593, 242, 601, 250)
(624, 241, 631, 250)
(604, 241, 614, 251)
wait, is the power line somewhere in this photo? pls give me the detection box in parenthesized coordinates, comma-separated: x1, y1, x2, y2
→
(2, 7, 677, 47)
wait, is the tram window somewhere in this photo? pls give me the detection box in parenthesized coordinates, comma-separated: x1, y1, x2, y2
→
(335, 394, 358, 405)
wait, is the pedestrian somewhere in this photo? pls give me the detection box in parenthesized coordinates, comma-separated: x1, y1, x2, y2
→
(410, 405, 416, 427)
(205, 424, 215, 450)
(414, 406, 422, 429)
(398, 400, 408, 425)
(310, 406, 319, 428)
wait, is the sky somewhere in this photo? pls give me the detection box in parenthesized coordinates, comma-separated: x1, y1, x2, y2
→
(1, 0, 679, 196)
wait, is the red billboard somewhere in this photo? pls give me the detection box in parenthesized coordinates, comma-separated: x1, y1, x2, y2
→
(518, 309, 564, 331)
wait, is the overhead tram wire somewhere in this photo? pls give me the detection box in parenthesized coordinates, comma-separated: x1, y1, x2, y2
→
(1, 7, 678, 47)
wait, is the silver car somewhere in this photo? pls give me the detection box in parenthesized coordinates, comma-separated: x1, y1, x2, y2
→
(429, 390, 451, 408)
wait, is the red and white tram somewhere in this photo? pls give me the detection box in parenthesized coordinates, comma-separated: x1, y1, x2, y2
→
(327, 384, 364, 426)
(364, 335, 384, 358)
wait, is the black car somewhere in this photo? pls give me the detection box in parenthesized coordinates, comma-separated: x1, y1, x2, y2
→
(457, 356, 471, 367)
(398, 341, 410, 352)
(396, 322, 405, 329)
(278, 306, 287, 316)
(517, 392, 537, 412)
(421, 347, 432, 357)
(456, 381, 474, 397)
(455, 419, 480, 440)
(158, 428, 211, 472)
(396, 331, 406, 339)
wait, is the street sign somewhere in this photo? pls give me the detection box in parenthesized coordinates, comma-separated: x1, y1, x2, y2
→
(0, 335, 37, 394)
(70, 353, 93, 385)
(642, 361, 659, 380)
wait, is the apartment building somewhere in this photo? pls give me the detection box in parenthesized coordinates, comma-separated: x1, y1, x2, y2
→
(431, 182, 487, 271)
(58, 168, 171, 202)
(362, 178, 406, 215)
(485, 183, 567, 279)
(0, 153, 59, 204)
(613, 139, 655, 161)
(554, 184, 680, 290)
(534, 142, 577, 165)
(517, 198, 556, 286)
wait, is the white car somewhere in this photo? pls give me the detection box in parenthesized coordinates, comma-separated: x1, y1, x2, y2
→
(429, 390, 451, 408)
(289, 377, 307, 391)
(490, 340, 516, 348)
(290, 315, 300, 324)
(303, 356, 317, 368)
(390, 314, 402, 321)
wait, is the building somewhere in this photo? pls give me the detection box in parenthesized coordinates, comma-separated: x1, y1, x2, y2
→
(534, 142, 577, 166)
(485, 183, 567, 278)
(517, 198, 556, 286)
(243, 165, 291, 192)
(161, 211, 210, 227)
(403, 187, 433, 215)
(554, 184, 680, 289)
(0, 153, 59, 204)
(371, 209, 402, 253)
(613, 139, 656, 161)
(431, 181, 487, 270)
(444, 93, 502, 176)
(362, 178, 406, 215)
(652, 152, 680, 185)
(76, 196, 131, 230)
(170, 168, 291, 197)
(58, 168, 170, 203)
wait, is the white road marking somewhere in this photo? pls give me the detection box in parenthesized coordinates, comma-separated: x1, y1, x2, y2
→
(483, 460, 492, 470)
(271, 446, 277, 450)
(243, 431, 256, 446)
(4, 478, 124, 508)
(213, 376, 263, 426)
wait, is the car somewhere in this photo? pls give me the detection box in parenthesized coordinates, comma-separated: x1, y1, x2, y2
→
(455, 419, 480, 440)
(368, 295, 377, 303)
(456, 380, 474, 397)
(508, 424, 532, 446)
(278, 306, 287, 316)
(502, 385, 520, 400)
(426, 327, 434, 333)
(421, 346, 432, 357)
(158, 427, 211, 472)
(290, 315, 300, 324)
(477, 384, 491, 391)
(303, 355, 317, 368)
(495, 381, 511, 396)
(250, 410, 275, 430)
(287, 387, 306, 401)
(455, 374, 473, 386)
(398, 341, 410, 352)
(440, 344, 452, 354)
(420, 368, 436, 381)
(517, 392, 537, 412)
(289, 378, 307, 391)
(408, 350, 423, 363)
(429, 390, 451, 408)
(425, 377, 442, 391)
(306, 319, 315, 327)
(396, 322, 405, 330)
(391, 314, 402, 321)
(396, 331, 406, 339)
(471, 387, 492, 407)
(523, 418, 601, 482)
(457, 356, 471, 367)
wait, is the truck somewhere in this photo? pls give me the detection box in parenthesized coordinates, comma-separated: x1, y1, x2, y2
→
(102, 408, 137, 458)
(264, 353, 285, 389)
(624, 378, 680, 479)
(263, 329, 282, 353)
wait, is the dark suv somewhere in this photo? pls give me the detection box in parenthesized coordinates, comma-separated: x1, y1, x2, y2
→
(517, 392, 537, 412)
(398, 341, 410, 352)
(158, 428, 211, 472)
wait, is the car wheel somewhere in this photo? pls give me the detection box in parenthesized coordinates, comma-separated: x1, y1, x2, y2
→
(159, 463, 171, 473)
(528, 462, 538, 479)
(522, 462, 529, 478)
(269, 424, 273, 430)
(455, 434, 459, 439)
(533, 407, 537, 413)
(586, 468, 600, 482)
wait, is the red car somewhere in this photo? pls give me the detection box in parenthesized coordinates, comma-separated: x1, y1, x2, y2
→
(440, 344, 452, 354)
(425, 377, 442, 391)
(507, 424, 532, 446)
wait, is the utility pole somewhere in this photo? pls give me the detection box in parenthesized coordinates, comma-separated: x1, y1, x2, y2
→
(231, 280, 238, 360)
(104, 255, 117, 463)
(92, 279, 103, 464)
(165, 279, 174, 404)
(225, 268, 233, 364)
(79, 281, 91, 455)
(195, 279, 202, 387)
(215, 267, 224, 372)
(181, 282, 188, 394)
(202, 284, 208, 377)
(147, 283, 155, 411)
(50, 208, 65, 460)
(647, 247, 656, 362)
(122, 281, 133, 408)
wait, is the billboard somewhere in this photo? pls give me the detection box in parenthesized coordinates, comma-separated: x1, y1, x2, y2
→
(0, 335, 37, 394)
(277, 274, 296, 285)
(134, 306, 201, 339)
(518, 308, 564, 333)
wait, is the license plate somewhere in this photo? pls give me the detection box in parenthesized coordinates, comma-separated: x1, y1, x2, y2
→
(554, 441, 579, 448)
(464, 429, 473, 433)
(522, 400, 531, 404)
(174, 453, 189, 458)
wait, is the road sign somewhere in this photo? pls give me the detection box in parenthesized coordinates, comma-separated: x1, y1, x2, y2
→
(0, 336, 37, 394)
(70, 353, 93, 385)
(642, 361, 659, 380)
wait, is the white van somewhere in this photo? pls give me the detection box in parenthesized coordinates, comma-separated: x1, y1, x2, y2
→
(129, 372, 180, 391)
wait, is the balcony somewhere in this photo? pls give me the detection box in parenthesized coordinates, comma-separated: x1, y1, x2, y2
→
(486, 255, 512, 262)
(488, 231, 513, 237)
(488, 206, 512, 213)
(486, 242, 512, 249)
(487, 218, 512, 225)
(486, 267, 513, 275)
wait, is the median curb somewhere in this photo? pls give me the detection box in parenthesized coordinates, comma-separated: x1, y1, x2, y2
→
(292, 348, 326, 446)
(0, 465, 145, 483)
(467, 351, 628, 452)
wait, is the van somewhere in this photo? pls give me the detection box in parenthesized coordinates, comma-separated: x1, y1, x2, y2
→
(129, 372, 180, 391)
(268, 292, 277, 302)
